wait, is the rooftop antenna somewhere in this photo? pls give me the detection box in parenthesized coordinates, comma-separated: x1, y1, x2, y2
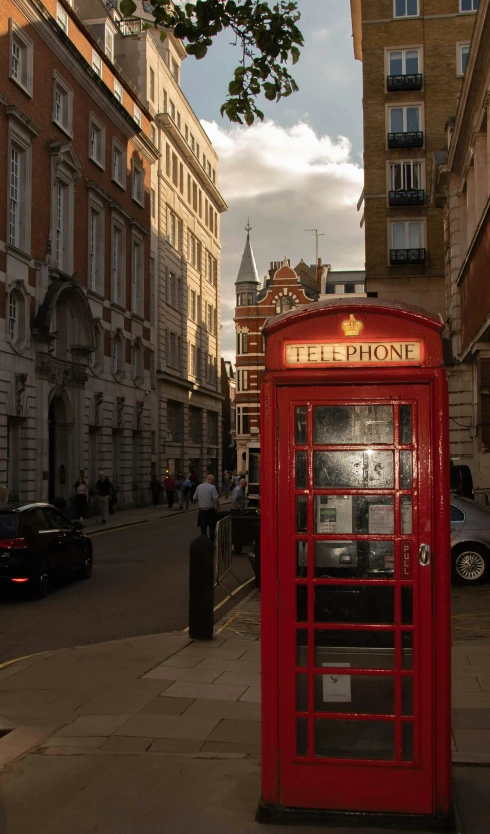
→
(245, 218, 252, 238)
(305, 229, 325, 270)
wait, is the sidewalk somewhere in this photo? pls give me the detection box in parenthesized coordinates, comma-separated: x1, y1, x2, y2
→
(82, 497, 232, 536)
(0, 592, 488, 833)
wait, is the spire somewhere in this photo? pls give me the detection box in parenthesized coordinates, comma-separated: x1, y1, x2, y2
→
(236, 221, 260, 285)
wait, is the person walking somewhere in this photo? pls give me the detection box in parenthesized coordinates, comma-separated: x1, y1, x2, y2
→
(181, 475, 192, 511)
(190, 470, 198, 500)
(149, 475, 162, 507)
(231, 478, 247, 511)
(222, 471, 230, 498)
(73, 473, 89, 521)
(95, 471, 112, 524)
(164, 474, 175, 509)
(175, 473, 183, 510)
(193, 474, 219, 539)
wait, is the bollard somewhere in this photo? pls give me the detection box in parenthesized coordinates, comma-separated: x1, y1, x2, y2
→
(188, 534, 214, 640)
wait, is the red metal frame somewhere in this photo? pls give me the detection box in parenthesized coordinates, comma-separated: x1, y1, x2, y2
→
(260, 300, 451, 822)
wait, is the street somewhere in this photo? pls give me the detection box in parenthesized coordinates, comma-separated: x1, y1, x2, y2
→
(0, 512, 254, 664)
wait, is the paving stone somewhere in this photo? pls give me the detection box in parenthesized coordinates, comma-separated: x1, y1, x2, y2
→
(452, 692, 490, 709)
(239, 687, 261, 703)
(76, 681, 169, 714)
(114, 713, 220, 741)
(214, 671, 261, 688)
(207, 719, 262, 745)
(201, 740, 261, 756)
(142, 667, 221, 683)
(182, 699, 261, 722)
(41, 736, 107, 748)
(452, 665, 490, 680)
(160, 656, 202, 669)
(477, 677, 490, 692)
(177, 647, 248, 660)
(148, 738, 203, 753)
(193, 657, 261, 674)
(453, 729, 490, 755)
(452, 677, 482, 693)
(161, 681, 248, 702)
(56, 714, 133, 737)
(452, 708, 490, 729)
(219, 639, 261, 652)
(100, 736, 152, 752)
(452, 652, 470, 666)
(235, 650, 261, 664)
(141, 697, 195, 716)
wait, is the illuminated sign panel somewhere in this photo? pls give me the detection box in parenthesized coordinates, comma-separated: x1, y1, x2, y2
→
(285, 341, 422, 366)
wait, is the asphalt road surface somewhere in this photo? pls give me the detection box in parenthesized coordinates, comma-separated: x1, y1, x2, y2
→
(0, 512, 254, 664)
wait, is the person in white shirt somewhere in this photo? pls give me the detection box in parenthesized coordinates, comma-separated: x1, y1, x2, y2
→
(231, 479, 247, 511)
(193, 474, 220, 539)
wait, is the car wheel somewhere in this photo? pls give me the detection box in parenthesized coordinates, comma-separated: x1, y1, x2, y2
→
(452, 545, 488, 585)
(30, 560, 50, 599)
(78, 545, 92, 580)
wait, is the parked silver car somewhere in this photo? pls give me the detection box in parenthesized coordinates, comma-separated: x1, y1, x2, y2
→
(451, 495, 490, 584)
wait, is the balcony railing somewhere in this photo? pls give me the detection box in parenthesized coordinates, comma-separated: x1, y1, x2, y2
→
(116, 18, 144, 36)
(389, 189, 425, 207)
(387, 74, 423, 92)
(388, 131, 424, 149)
(390, 248, 426, 265)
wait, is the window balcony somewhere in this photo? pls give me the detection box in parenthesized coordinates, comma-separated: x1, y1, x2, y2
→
(389, 189, 425, 206)
(390, 248, 426, 265)
(388, 131, 424, 149)
(387, 74, 423, 92)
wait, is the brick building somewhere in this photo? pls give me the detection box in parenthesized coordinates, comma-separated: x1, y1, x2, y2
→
(234, 230, 365, 498)
(0, 0, 157, 504)
(433, 0, 490, 487)
(350, 0, 478, 315)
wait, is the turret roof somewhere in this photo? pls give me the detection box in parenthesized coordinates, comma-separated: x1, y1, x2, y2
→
(236, 223, 260, 285)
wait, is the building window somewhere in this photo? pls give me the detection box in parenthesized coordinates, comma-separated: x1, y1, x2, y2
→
(237, 370, 248, 392)
(334, 284, 345, 295)
(92, 50, 102, 78)
(168, 211, 179, 248)
(188, 232, 197, 267)
(171, 58, 179, 83)
(134, 105, 141, 127)
(170, 100, 176, 121)
(150, 352, 156, 387)
(56, 2, 69, 33)
(131, 237, 143, 316)
(168, 331, 178, 368)
(9, 19, 33, 96)
(112, 221, 125, 306)
(167, 401, 180, 440)
(275, 295, 294, 313)
(237, 332, 248, 355)
(460, 0, 479, 11)
(112, 332, 123, 375)
(168, 271, 180, 309)
(151, 125, 157, 145)
(150, 255, 155, 326)
(237, 406, 250, 436)
(131, 161, 144, 205)
(189, 343, 197, 377)
(89, 115, 105, 168)
(53, 71, 73, 136)
(207, 411, 218, 445)
(114, 79, 123, 103)
(390, 160, 423, 191)
(388, 49, 420, 76)
(131, 341, 142, 381)
(9, 142, 29, 251)
(354, 284, 364, 294)
(151, 187, 156, 219)
(8, 293, 18, 341)
(389, 106, 420, 133)
(190, 289, 197, 321)
(54, 181, 70, 272)
(458, 44, 470, 76)
(112, 140, 125, 188)
(206, 252, 217, 286)
(391, 220, 424, 249)
(394, 0, 419, 17)
(105, 25, 114, 62)
(189, 407, 201, 441)
(149, 67, 155, 101)
(88, 204, 103, 293)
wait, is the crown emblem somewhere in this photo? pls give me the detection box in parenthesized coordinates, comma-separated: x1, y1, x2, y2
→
(341, 314, 364, 337)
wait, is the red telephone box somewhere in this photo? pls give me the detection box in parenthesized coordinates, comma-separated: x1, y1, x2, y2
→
(258, 299, 452, 829)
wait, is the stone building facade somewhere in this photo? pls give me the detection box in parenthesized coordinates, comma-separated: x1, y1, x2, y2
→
(433, 0, 490, 486)
(350, 0, 478, 316)
(0, 0, 157, 505)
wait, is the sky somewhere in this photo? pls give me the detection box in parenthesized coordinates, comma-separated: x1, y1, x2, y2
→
(180, 0, 365, 359)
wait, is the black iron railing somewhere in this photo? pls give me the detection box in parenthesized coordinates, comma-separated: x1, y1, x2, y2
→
(388, 131, 424, 149)
(387, 74, 423, 92)
(390, 248, 426, 265)
(389, 189, 425, 206)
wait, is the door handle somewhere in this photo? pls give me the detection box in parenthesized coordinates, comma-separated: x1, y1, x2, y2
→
(418, 543, 431, 566)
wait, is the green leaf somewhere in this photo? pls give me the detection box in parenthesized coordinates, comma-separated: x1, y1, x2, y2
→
(120, 0, 137, 15)
(291, 46, 300, 64)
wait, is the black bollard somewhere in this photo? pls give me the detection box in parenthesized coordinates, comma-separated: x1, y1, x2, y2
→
(189, 534, 215, 640)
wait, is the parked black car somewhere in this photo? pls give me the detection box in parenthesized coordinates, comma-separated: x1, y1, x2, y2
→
(0, 502, 92, 598)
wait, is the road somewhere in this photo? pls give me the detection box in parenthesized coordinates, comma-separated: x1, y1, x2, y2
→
(0, 512, 254, 664)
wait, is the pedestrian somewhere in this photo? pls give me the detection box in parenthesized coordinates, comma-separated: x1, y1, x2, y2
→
(73, 473, 89, 521)
(0, 483, 9, 504)
(222, 471, 230, 498)
(95, 471, 112, 524)
(232, 471, 240, 488)
(193, 474, 220, 539)
(190, 470, 198, 499)
(181, 474, 192, 511)
(175, 473, 183, 510)
(149, 474, 162, 507)
(231, 478, 247, 511)
(164, 473, 175, 509)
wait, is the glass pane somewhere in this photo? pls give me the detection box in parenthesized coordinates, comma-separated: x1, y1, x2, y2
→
(400, 405, 412, 444)
(408, 221, 422, 247)
(313, 406, 393, 445)
(297, 629, 308, 666)
(407, 0, 418, 16)
(314, 451, 394, 489)
(314, 495, 394, 536)
(315, 630, 395, 669)
(402, 721, 414, 761)
(391, 163, 402, 190)
(405, 50, 419, 73)
(389, 51, 403, 75)
(402, 677, 413, 715)
(391, 221, 405, 248)
(401, 587, 413, 625)
(297, 718, 308, 756)
(390, 108, 404, 132)
(406, 107, 420, 132)
(402, 632, 413, 669)
(297, 585, 308, 622)
(401, 495, 412, 534)
(314, 673, 394, 715)
(314, 541, 394, 579)
(296, 451, 307, 489)
(297, 673, 308, 711)
(296, 495, 307, 533)
(296, 407, 307, 444)
(400, 450, 412, 489)
(296, 541, 308, 578)
(315, 586, 395, 625)
(315, 719, 395, 760)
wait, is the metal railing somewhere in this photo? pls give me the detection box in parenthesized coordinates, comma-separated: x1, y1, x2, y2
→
(474, 489, 490, 507)
(387, 74, 423, 92)
(214, 515, 235, 589)
(390, 248, 427, 265)
(389, 189, 425, 207)
(388, 131, 424, 149)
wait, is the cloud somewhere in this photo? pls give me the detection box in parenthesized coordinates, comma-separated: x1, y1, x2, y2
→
(202, 119, 365, 361)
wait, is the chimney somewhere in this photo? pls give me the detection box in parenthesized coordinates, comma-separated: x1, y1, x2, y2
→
(316, 257, 323, 293)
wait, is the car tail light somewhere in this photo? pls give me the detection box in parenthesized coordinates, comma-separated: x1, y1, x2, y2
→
(0, 538, 28, 550)
(11, 578, 29, 583)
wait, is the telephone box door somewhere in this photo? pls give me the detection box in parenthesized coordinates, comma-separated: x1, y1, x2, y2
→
(277, 384, 434, 814)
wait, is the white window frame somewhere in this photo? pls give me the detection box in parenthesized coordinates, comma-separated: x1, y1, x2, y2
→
(237, 406, 250, 436)
(9, 19, 33, 97)
(133, 105, 141, 127)
(388, 104, 422, 134)
(457, 42, 471, 76)
(149, 66, 155, 102)
(8, 127, 32, 254)
(88, 113, 105, 169)
(389, 159, 424, 191)
(131, 232, 144, 317)
(393, 0, 419, 18)
(111, 139, 126, 189)
(53, 176, 74, 274)
(92, 50, 102, 78)
(114, 79, 123, 104)
(131, 160, 144, 206)
(105, 24, 114, 62)
(111, 214, 126, 306)
(334, 284, 346, 295)
(52, 70, 73, 137)
(389, 219, 426, 252)
(459, 0, 479, 13)
(6, 284, 28, 350)
(56, 2, 69, 34)
(354, 284, 364, 294)
(237, 370, 248, 392)
(87, 194, 104, 295)
(387, 47, 421, 77)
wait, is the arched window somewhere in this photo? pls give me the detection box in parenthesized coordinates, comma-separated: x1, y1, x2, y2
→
(131, 340, 142, 381)
(275, 295, 294, 314)
(8, 289, 26, 346)
(112, 332, 123, 376)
